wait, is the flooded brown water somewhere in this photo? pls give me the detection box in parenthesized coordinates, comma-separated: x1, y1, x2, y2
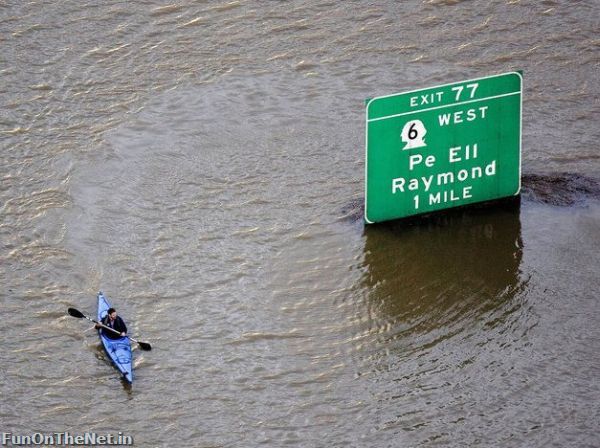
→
(1, 1, 599, 447)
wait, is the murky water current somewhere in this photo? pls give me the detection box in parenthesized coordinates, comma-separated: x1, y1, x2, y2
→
(1, 1, 599, 447)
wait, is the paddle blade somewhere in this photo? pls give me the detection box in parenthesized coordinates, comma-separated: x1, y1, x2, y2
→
(137, 341, 152, 351)
(67, 308, 85, 318)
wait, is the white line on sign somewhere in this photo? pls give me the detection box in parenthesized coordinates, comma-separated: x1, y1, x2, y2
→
(367, 90, 521, 123)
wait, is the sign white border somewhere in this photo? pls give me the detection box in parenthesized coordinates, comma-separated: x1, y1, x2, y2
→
(364, 71, 523, 224)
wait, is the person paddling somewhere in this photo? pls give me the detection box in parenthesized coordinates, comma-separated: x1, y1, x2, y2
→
(95, 307, 127, 339)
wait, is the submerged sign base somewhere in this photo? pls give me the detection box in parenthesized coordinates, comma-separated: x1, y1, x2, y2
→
(365, 72, 522, 224)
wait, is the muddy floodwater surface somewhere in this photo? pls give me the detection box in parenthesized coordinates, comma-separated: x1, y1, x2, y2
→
(1, 1, 599, 447)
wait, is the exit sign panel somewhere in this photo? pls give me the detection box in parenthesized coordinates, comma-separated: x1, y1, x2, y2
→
(365, 72, 522, 224)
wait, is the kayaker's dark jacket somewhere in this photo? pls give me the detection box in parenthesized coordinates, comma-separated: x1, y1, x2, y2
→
(101, 315, 127, 340)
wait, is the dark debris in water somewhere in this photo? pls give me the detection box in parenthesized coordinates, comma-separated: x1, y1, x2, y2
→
(521, 172, 600, 206)
(338, 197, 364, 223)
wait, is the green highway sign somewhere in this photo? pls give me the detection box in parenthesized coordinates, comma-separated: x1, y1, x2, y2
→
(365, 72, 522, 224)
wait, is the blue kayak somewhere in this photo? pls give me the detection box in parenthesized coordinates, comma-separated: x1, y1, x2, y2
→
(97, 292, 133, 384)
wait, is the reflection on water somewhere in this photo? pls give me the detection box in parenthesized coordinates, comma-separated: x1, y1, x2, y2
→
(354, 199, 535, 444)
(362, 198, 524, 352)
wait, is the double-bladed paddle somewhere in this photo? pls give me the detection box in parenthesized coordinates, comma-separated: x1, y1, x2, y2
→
(67, 307, 152, 351)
